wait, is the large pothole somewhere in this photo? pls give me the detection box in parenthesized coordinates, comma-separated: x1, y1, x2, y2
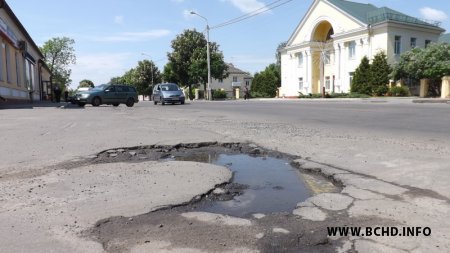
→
(80, 142, 348, 252)
(86, 142, 338, 217)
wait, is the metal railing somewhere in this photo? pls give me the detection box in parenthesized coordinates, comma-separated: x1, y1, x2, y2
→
(368, 13, 441, 27)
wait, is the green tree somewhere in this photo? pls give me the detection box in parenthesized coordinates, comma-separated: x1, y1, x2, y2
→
(351, 56, 371, 95)
(40, 37, 76, 90)
(162, 62, 177, 83)
(167, 29, 228, 99)
(265, 63, 281, 87)
(134, 60, 161, 96)
(392, 43, 450, 80)
(370, 51, 391, 96)
(78, 79, 94, 88)
(251, 69, 278, 97)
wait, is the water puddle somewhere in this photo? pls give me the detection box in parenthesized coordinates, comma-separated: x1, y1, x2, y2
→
(87, 143, 338, 216)
(172, 153, 313, 216)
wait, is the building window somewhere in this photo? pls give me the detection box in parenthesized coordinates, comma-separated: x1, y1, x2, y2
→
(348, 41, 356, 59)
(25, 59, 35, 91)
(15, 52, 21, 86)
(297, 52, 303, 67)
(325, 76, 330, 90)
(410, 37, 416, 48)
(232, 76, 238, 82)
(394, 36, 401, 55)
(299, 77, 303, 90)
(245, 80, 250, 86)
(324, 51, 331, 64)
(425, 40, 431, 48)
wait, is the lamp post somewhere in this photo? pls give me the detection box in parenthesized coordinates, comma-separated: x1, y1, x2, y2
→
(190, 11, 212, 101)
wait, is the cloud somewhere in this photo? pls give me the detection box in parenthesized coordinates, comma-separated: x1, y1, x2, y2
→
(92, 30, 171, 42)
(224, 0, 270, 14)
(114, 15, 124, 25)
(70, 53, 132, 88)
(420, 7, 448, 21)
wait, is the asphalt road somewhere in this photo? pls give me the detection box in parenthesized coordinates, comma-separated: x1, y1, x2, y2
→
(1, 98, 450, 252)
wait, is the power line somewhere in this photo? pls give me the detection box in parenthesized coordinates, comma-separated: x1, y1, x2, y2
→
(210, 0, 294, 30)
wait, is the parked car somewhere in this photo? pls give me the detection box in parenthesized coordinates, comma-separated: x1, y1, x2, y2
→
(74, 84, 138, 107)
(152, 83, 185, 105)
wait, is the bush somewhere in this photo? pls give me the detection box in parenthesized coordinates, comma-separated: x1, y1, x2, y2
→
(298, 92, 371, 99)
(387, 86, 410, 97)
(212, 89, 227, 99)
(251, 91, 271, 98)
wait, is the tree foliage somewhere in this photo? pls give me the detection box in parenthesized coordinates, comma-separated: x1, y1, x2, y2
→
(40, 37, 76, 88)
(392, 43, 450, 81)
(166, 29, 228, 99)
(251, 66, 279, 97)
(350, 52, 391, 95)
(134, 60, 162, 95)
(351, 56, 371, 95)
(109, 60, 161, 96)
(370, 52, 391, 95)
(78, 79, 94, 88)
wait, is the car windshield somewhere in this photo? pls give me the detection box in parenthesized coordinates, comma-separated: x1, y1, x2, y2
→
(161, 84, 179, 91)
(92, 84, 110, 91)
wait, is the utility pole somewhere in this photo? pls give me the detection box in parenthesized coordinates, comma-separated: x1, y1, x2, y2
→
(191, 11, 212, 101)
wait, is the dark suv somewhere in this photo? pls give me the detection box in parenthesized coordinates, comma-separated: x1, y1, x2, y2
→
(75, 84, 139, 107)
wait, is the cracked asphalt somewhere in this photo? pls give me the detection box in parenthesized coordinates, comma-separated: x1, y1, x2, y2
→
(1, 99, 450, 252)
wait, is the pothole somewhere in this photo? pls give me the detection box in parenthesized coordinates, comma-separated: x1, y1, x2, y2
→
(80, 142, 345, 252)
(85, 142, 339, 217)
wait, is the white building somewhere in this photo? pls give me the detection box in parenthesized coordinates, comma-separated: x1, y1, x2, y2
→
(198, 63, 252, 99)
(280, 0, 445, 97)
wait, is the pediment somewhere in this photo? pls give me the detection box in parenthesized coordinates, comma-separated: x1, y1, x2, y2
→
(287, 0, 367, 47)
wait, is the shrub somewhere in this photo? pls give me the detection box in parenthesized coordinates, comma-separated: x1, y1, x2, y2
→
(212, 89, 227, 99)
(387, 86, 410, 97)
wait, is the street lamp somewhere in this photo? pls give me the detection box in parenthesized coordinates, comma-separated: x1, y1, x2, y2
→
(190, 11, 212, 101)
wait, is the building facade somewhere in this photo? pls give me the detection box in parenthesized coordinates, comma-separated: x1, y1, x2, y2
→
(0, 1, 51, 103)
(280, 0, 445, 97)
(209, 63, 252, 98)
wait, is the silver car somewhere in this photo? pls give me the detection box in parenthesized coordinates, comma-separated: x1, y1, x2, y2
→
(152, 83, 185, 105)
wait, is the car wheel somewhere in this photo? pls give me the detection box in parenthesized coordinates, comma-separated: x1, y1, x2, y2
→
(78, 102, 85, 107)
(153, 101, 157, 105)
(92, 97, 101, 107)
(126, 98, 135, 107)
(161, 97, 165, 105)
(181, 100, 185, 105)
(112, 103, 119, 107)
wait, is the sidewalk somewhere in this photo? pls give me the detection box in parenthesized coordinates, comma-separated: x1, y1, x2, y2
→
(0, 100, 68, 109)
(412, 98, 450, 103)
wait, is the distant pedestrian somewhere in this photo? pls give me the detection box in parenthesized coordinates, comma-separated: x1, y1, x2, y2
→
(64, 90, 69, 102)
(54, 86, 62, 103)
(244, 86, 250, 100)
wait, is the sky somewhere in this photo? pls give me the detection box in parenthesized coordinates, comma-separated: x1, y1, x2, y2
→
(6, 0, 450, 89)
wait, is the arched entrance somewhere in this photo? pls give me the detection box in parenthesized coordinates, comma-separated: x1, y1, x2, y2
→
(311, 21, 334, 94)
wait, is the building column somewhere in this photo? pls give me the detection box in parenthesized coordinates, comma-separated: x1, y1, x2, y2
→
(305, 49, 313, 94)
(441, 76, 450, 98)
(420, 79, 430, 98)
(334, 43, 341, 93)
